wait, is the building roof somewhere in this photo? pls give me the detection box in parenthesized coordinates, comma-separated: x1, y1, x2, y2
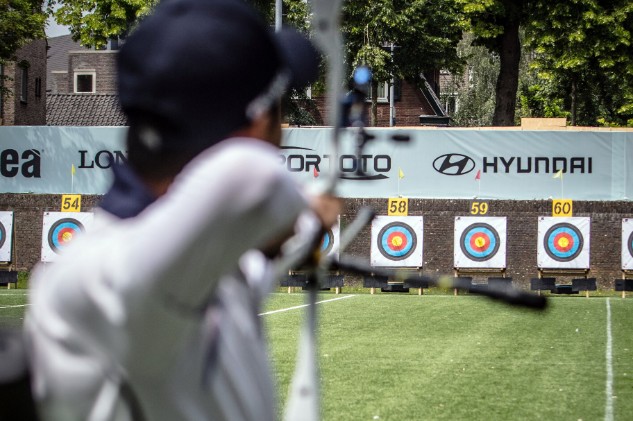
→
(47, 35, 90, 91)
(47, 93, 127, 126)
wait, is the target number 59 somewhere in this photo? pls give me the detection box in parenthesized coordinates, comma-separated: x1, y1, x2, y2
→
(388, 198, 408, 216)
(470, 202, 488, 215)
(61, 195, 81, 212)
(552, 199, 573, 217)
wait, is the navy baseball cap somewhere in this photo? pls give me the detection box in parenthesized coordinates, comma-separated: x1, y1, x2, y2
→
(117, 0, 320, 151)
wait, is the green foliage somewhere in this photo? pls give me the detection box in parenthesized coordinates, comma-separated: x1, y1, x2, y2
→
(47, 0, 154, 48)
(0, 0, 46, 60)
(525, 0, 633, 126)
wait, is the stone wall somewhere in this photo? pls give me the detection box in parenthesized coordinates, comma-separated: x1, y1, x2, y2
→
(1, 193, 630, 290)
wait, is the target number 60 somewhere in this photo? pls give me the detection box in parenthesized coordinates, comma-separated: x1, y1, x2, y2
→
(388, 198, 408, 216)
(470, 202, 488, 215)
(552, 199, 573, 217)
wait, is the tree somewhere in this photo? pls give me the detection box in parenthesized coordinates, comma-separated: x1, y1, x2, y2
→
(0, 0, 46, 61)
(458, 0, 529, 126)
(342, 0, 464, 125)
(525, 1, 633, 126)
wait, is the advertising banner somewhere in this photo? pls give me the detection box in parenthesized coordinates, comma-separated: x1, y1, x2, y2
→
(1, 126, 632, 200)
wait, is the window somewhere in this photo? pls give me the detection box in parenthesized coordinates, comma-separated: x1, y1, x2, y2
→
(367, 80, 401, 103)
(35, 77, 42, 98)
(74, 71, 96, 93)
(20, 67, 28, 103)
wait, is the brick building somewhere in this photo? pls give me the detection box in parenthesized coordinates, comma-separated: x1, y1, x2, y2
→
(0, 39, 47, 126)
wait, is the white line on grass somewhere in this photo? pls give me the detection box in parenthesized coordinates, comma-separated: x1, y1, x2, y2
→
(259, 295, 355, 316)
(0, 304, 29, 309)
(605, 298, 614, 421)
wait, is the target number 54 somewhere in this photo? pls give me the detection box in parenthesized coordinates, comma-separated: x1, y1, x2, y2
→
(388, 198, 408, 216)
(61, 195, 81, 212)
(552, 199, 572, 217)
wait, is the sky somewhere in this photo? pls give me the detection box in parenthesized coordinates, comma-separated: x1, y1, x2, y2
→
(45, 7, 70, 38)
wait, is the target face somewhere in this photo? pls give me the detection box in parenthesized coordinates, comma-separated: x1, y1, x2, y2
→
(320, 228, 335, 255)
(0, 212, 14, 262)
(454, 217, 506, 268)
(48, 218, 85, 253)
(543, 223, 583, 262)
(319, 216, 340, 259)
(41, 212, 94, 262)
(371, 216, 423, 267)
(378, 222, 417, 260)
(537, 217, 590, 269)
(622, 219, 633, 270)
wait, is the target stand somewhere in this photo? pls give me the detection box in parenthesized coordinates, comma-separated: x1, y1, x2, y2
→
(537, 269, 592, 297)
(281, 272, 343, 294)
(616, 271, 633, 298)
(452, 269, 508, 296)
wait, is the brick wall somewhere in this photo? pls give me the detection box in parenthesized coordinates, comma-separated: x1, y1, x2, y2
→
(311, 80, 436, 128)
(1, 39, 47, 125)
(67, 51, 118, 93)
(1, 194, 629, 291)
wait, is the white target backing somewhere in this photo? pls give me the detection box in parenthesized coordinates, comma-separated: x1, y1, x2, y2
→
(0, 212, 14, 262)
(454, 216, 506, 269)
(371, 216, 423, 267)
(622, 219, 633, 270)
(41, 212, 94, 262)
(537, 217, 590, 269)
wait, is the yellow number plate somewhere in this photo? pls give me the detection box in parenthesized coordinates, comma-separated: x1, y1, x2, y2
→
(470, 201, 489, 215)
(388, 198, 408, 216)
(61, 194, 82, 212)
(552, 199, 573, 217)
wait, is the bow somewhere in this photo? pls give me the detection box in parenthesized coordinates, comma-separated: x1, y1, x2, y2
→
(282, 1, 344, 420)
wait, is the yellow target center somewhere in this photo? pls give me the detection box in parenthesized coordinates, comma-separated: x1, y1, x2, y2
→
(475, 237, 487, 248)
(62, 232, 73, 243)
(391, 237, 403, 247)
(558, 237, 569, 248)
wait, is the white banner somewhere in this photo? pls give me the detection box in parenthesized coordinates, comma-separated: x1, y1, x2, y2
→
(0, 211, 13, 262)
(2, 126, 633, 200)
(622, 219, 633, 270)
(371, 216, 423, 267)
(41, 212, 94, 262)
(454, 216, 506, 269)
(537, 217, 591, 269)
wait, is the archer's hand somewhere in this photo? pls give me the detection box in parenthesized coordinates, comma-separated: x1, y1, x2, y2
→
(309, 194, 342, 229)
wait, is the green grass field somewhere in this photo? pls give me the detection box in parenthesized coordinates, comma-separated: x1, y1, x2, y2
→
(2, 289, 631, 420)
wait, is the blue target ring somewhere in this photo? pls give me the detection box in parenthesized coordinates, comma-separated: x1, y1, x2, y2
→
(377, 222, 417, 261)
(544, 223, 583, 262)
(628, 231, 633, 259)
(320, 229, 334, 255)
(460, 223, 500, 262)
(48, 218, 85, 254)
(0, 222, 5, 250)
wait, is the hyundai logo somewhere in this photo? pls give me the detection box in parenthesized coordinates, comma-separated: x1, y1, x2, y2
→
(433, 153, 476, 176)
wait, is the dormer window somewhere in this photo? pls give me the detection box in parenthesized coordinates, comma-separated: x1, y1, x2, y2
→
(74, 71, 96, 93)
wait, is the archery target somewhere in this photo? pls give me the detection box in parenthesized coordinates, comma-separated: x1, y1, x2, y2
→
(0, 212, 14, 262)
(41, 212, 94, 262)
(454, 216, 506, 269)
(622, 219, 633, 270)
(319, 216, 340, 259)
(537, 217, 590, 269)
(371, 216, 423, 267)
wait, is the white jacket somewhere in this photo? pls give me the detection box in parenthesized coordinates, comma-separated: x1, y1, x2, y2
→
(25, 138, 309, 420)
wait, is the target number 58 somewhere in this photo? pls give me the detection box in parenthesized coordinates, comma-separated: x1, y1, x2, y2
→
(388, 198, 408, 216)
(552, 199, 573, 217)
